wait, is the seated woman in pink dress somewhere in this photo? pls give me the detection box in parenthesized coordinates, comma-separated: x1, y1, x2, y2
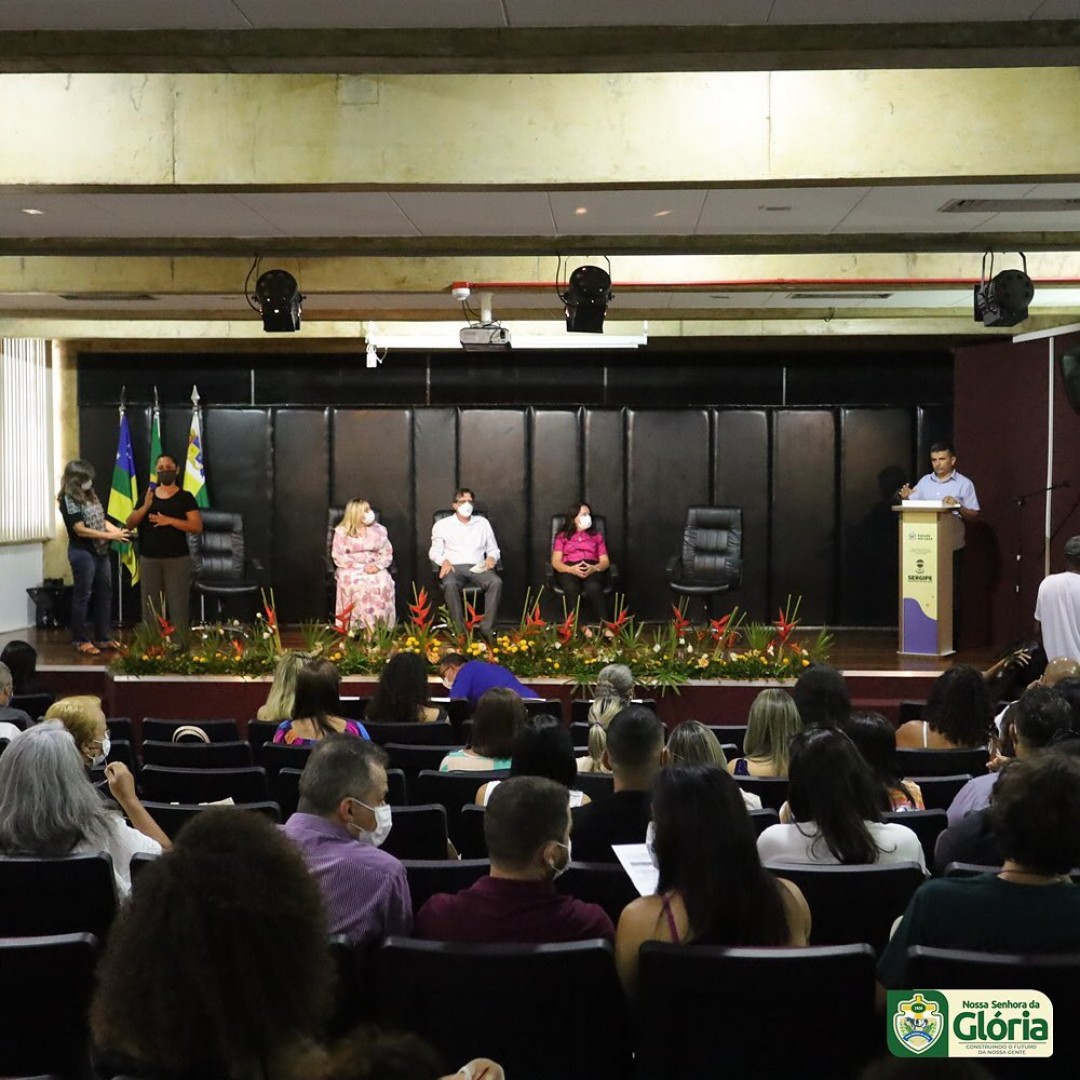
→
(332, 499, 396, 632)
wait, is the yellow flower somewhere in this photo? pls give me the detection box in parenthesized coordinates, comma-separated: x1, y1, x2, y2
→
(553, 662, 560, 670)
(802, 658, 810, 666)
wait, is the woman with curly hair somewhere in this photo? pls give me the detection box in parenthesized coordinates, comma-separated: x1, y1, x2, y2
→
(91, 807, 334, 1080)
(895, 664, 994, 750)
(366, 651, 446, 724)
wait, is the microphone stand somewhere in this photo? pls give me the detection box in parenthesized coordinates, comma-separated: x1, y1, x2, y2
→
(1008, 479, 1070, 638)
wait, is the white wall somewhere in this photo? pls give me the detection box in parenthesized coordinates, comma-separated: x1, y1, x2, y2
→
(0, 542, 43, 632)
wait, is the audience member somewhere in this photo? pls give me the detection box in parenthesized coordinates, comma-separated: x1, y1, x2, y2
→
(417, 775, 613, 944)
(367, 651, 446, 724)
(614, 765, 810, 994)
(667, 720, 761, 810)
(282, 734, 411, 948)
(848, 710, 924, 812)
(476, 715, 590, 807)
(255, 650, 308, 723)
(570, 705, 665, 863)
(577, 663, 633, 774)
(327, 1028, 504, 1080)
(790, 663, 851, 732)
(0, 639, 50, 702)
(439, 686, 523, 772)
(895, 664, 993, 750)
(0, 720, 169, 896)
(44, 694, 110, 766)
(727, 687, 801, 777)
(91, 808, 334, 1079)
(1034, 534, 1080, 664)
(879, 752, 1080, 988)
(0, 661, 31, 736)
(1056, 675, 1080, 730)
(274, 659, 370, 745)
(757, 729, 926, 870)
(437, 652, 529, 712)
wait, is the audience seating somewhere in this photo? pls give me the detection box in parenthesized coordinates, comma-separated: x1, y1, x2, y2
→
(898, 700, 925, 724)
(523, 698, 564, 723)
(569, 720, 589, 748)
(130, 850, 160, 881)
(401, 859, 490, 916)
(142, 717, 241, 743)
(337, 695, 373, 721)
(379, 936, 630, 1080)
(386, 768, 408, 807)
(944, 862, 1001, 878)
(105, 736, 138, 773)
(635, 942, 879, 1079)
(256, 741, 312, 779)
(246, 720, 279, 751)
(764, 861, 925, 954)
(719, 742, 740, 759)
(457, 803, 488, 858)
(384, 743, 463, 775)
(105, 716, 135, 743)
(0, 852, 116, 939)
(0, 932, 98, 1078)
(139, 764, 270, 804)
(748, 807, 781, 837)
(907, 774, 972, 811)
(556, 861, 640, 924)
(709, 724, 748, 754)
(897, 747, 988, 777)
(733, 775, 788, 811)
(363, 719, 455, 746)
(142, 738, 253, 769)
(413, 770, 504, 843)
(574, 771, 616, 802)
(436, 698, 472, 739)
(273, 767, 304, 820)
(882, 808, 948, 871)
(569, 698, 658, 725)
(9, 690, 53, 720)
(141, 800, 281, 840)
(381, 804, 451, 861)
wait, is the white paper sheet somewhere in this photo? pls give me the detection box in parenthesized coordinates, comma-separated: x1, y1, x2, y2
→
(612, 842, 659, 897)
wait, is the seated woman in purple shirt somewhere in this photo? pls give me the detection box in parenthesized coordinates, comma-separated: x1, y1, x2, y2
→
(551, 502, 611, 624)
(274, 659, 369, 746)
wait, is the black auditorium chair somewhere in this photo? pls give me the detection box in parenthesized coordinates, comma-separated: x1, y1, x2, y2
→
(456, 804, 488, 858)
(10, 690, 52, 721)
(401, 859, 490, 916)
(0, 932, 99, 1079)
(338, 696, 373, 721)
(142, 717, 241, 743)
(943, 862, 1002, 878)
(748, 807, 781, 837)
(570, 698, 657, 725)
(897, 747, 988, 777)
(882, 808, 947, 870)
(188, 508, 261, 622)
(256, 741, 312, 779)
(414, 770, 503, 847)
(140, 764, 270, 804)
(381, 804, 450, 861)
(106, 716, 135, 743)
(765, 862, 926, 954)
(384, 743, 462, 775)
(709, 724, 748, 754)
(908, 774, 972, 812)
(666, 506, 742, 620)
(142, 739, 253, 769)
(141, 800, 281, 840)
(274, 767, 304, 820)
(733, 776, 788, 812)
(636, 942, 878, 1079)
(247, 720, 279, 752)
(325, 504, 397, 616)
(523, 698, 563, 722)
(556, 861, 640, 925)
(574, 771, 615, 802)
(379, 937, 629, 1080)
(0, 852, 117, 939)
(364, 720, 455, 746)
(569, 720, 590, 749)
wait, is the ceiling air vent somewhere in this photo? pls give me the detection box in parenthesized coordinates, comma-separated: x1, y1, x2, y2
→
(787, 292, 893, 301)
(59, 292, 158, 301)
(940, 198, 1080, 213)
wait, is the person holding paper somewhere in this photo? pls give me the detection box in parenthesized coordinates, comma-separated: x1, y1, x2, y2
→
(429, 487, 502, 634)
(897, 441, 980, 538)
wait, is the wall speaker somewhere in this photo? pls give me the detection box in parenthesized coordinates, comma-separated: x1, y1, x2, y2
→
(1062, 347, 1080, 413)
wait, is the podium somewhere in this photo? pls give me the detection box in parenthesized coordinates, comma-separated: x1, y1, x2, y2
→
(893, 504, 961, 657)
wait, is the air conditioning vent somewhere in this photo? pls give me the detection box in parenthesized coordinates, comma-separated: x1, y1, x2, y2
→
(787, 292, 893, 301)
(59, 292, 158, 301)
(941, 198, 1080, 213)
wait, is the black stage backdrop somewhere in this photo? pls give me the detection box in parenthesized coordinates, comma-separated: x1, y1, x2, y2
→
(77, 349, 953, 625)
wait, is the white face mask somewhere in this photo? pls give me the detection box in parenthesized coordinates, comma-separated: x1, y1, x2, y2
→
(645, 821, 658, 868)
(362, 509, 375, 526)
(81, 479, 93, 491)
(576, 513, 592, 531)
(92, 734, 111, 768)
(456, 501, 473, 519)
(547, 839, 572, 880)
(349, 799, 393, 847)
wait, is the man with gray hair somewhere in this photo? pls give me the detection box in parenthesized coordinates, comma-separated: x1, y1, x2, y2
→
(281, 734, 412, 947)
(1035, 536, 1080, 664)
(0, 661, 32, 740)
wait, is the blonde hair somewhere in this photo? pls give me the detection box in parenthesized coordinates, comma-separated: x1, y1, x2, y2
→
(667, 720, 727, 768)
(743, 688, 802, 775)
(339, 499, 372, 537)
(262, 652, 308, 723)
(44, 695, 105, 754)
(584, 664, 634, 768)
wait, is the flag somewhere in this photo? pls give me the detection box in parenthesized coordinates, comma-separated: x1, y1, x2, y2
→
(148, 389, 163, 486)
(107, 405, 140, 585)
(183, 385, 209, 508)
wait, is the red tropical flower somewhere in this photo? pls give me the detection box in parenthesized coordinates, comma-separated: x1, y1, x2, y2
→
(233, 639, 245, 658)
(335, 603, 356, 635)
(525, 601, 546, 630)
(556, 610, 576, 643)
(774, 606, 797, 645)
(263, 601, 277, 630)
(157, 614, 175, 637)
(408, 586, 432, 629)
(671, 603, 692, 636)
(604, 608, 630, 637)
(465, 602, 484, 632)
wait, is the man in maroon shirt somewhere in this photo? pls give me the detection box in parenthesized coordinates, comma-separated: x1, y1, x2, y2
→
(416, 776, 614, 943)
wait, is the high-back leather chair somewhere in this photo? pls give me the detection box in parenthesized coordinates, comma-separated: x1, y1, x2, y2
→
(667, 506, 742, 619)
(187, 509, 259, 621)
(546, 513, 618, 596)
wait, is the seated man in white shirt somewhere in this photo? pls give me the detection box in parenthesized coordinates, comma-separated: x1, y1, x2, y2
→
(429, 487, 502, 635)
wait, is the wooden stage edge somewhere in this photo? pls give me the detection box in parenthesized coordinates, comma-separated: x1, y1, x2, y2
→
(2, 626, 998, 734)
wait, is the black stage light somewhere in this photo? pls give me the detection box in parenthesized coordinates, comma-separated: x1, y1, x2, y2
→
(255, 269, 303, 332)
(973, 252, 1034, 328)
(561, 264, 613, 333)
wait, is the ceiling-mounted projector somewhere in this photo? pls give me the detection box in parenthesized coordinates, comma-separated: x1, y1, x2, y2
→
(973, 251, 1034, 328)
(460, 323, 512, 351)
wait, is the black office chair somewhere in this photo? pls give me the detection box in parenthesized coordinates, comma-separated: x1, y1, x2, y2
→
(667, 506, 742, 620)
(546, 513, 618, 599)
(188, 508, 260, 622)
(325, 504, 397, 616)
(0, 932, 99, 1078)
(379, 936, 630, 1080)
(0, 852, 117, 939)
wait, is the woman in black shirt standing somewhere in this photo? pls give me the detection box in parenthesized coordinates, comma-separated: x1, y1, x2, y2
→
(126, 454, 202, 643)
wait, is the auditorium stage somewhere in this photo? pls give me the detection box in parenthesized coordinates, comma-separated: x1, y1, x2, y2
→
(2, 625, 996, 739)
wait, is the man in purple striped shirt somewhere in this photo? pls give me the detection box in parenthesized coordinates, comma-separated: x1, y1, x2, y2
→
(282, 735, 412, 947)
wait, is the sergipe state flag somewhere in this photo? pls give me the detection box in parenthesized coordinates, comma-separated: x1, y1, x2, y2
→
(182, 385, 210, 508)
(107, 405, 140, 584)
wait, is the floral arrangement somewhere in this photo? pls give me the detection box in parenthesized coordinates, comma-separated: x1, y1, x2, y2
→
(111, 586, 831, 689)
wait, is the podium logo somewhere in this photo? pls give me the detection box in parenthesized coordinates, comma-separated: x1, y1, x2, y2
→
(891, 993, 946, 1056)
(916, 559, 925, 571)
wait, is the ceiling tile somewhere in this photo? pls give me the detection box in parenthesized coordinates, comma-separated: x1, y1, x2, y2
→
(77, 193, 283, 237)
(0, 1, 250, 31)
(390, 192, 555, 236)
(235, 193, 419, 237)
(696, 187, 869, 234)
(550, 190, 706, 235)
(836, 183, 1036, 233)
(232, 0, 506, 29)
(767, 0, 1044, 23)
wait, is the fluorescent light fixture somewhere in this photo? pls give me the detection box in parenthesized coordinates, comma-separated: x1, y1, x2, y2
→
(365, 321, 647, 351)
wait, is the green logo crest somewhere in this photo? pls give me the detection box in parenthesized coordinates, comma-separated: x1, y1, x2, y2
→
(889, 992, 948, 1057)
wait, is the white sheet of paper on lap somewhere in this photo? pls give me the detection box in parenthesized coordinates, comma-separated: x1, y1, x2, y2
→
(469, 563, 487, 573)
(902, 499, 946, 508)
(613, 843, 659, 897)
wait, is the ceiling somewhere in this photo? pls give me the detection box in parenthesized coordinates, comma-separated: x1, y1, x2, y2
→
(0, 5, 1078, 348)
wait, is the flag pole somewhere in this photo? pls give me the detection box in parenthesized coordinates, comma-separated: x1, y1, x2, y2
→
(117, 390, 124, 625)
